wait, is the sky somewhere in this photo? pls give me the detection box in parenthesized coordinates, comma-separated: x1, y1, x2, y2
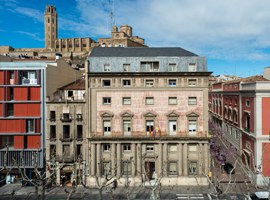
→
(1, 0, 270, 76)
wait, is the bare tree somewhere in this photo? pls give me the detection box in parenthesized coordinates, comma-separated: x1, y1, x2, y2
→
(13, 150, 58, 200)
(208, 121, 270, 199)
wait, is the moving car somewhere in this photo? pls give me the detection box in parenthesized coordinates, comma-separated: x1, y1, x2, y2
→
(223, 162, 235, 174)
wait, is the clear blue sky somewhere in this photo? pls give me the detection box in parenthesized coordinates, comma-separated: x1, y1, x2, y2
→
(1, 0, 270, 77)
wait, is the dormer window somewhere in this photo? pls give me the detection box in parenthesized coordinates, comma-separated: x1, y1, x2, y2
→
(188, 63, 197, 72)
(104, 64, 111, 72)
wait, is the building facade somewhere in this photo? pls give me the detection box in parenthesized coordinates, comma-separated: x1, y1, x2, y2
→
(46, 79, 87, 185)
(86, 47, 211, 186)
(209, 76, 270, 185)
(0, 62, 47, 171)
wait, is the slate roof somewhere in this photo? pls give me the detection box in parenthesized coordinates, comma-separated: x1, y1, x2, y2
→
(89, 47, 198, 57)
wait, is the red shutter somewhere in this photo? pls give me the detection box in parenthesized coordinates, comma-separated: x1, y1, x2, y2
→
(14, 136, 24, 149)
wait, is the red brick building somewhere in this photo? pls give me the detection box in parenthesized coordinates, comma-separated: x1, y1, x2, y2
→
(209, 75, 270, 185)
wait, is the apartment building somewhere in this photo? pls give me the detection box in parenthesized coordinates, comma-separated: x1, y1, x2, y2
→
(0, 62, 47, 175)
(0, 57, 77, 178)
(209, 75, 270, 185)
(86, 47, 211, 186)
(46, 79, 87, 185)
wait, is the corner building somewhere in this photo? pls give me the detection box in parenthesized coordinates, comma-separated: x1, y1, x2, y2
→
(86, 47, 211, 186)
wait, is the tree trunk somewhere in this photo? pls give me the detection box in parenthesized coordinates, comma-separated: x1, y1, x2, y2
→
(99, 188, 103, 200)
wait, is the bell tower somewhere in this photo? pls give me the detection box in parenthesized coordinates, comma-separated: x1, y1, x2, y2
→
(44, 5, 58, 50)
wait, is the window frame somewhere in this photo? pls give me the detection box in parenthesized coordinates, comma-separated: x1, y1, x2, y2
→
(168, 97, 177, 105)
(168, 79, 177, 87)
(145, 97, 154, 105)
(102, 80, 111, 87)
(123, 97, 131, 105)
(103, 97, 111, 105)
(168, 162, 177, 175)
(188, 97, 197, 105)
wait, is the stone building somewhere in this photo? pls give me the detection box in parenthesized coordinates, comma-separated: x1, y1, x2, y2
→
(46, 79, 87, 185)
(98, 25, 147, 47)
(86, 47, 211, 186)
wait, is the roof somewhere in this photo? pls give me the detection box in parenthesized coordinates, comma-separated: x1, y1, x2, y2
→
(224, 75, 269, 84)
(59, 79, 85, 90)
(89, 47, 198, 57)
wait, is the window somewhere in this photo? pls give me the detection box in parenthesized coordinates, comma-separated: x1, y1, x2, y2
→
(169, 120, 177, 135)
(76, 144, 82, 158)
(63, 125, 70, 139)
(123, 64, 130, 72)
(245, 113, 250, 132)
(188, 97, 197, 105)
(246, 100, 250, 107)
(50, 111, 56, 121)
(103, 97, 111, 105)
(50, 125, 56, 139)
(102, 80, 111, 87)
(168, 97, 177, 105)
(189, 162, 197, 175)
(123, 144, 131, 152)
(168, 162, 177, 175)
(235, 130, 239, 139)
(7, 104, 14, 116)
(188, 63, 197, 72)
(77, 125, 83, 139)
(145, 79, 154, 87)
(122, 79, 131, 87)
(230, 127, 233, 135)
(188, 120, 197, 136)
(9, 88, 14, 100)
(233, 110, 238, 123)
(103, 120, 111, 136)
(145, 97, 154, 105)
(146, 144, 154, 152)
(140, 62, 159, 72)
(68, 91, 73, 97)
(168, 79, 177, 86)
(168, 144, 177, 152)
(63, 145, 70, 156)
(102, 161, 111, 175)
(50, 145, 56, 158)
(104, 64, 111, 72)
(103, 144, 111, 152)
(168, 63, 177, 72)
(26, 119, 35, 133)
(188, 79, 197, 86)
(123, 97, 131, 105)
(123, 120, 131, 136)
(0, 136, 14, 148)
(146, 120, 154, 135)
(122, 161, 132, 175)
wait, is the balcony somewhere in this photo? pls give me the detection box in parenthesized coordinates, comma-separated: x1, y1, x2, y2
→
(49, 138, 57, 142)
(60, 114, 72, 122)
(0, 150, 43, 168)
(55, 155, 74, 163)
(60, 138, 73, 142)
(76, 114, 83, 121)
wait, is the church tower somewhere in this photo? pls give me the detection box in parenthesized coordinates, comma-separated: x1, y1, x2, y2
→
(44, 5, 58, 50)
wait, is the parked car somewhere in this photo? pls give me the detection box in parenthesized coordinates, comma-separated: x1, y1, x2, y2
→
(223, 162, 235, 174)
(250, 191, 269, 200)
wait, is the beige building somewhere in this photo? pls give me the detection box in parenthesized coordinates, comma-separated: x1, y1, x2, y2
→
(98, 25, 147, 47)
(46, 79, 87, 185)
(86, 47, 211, 186)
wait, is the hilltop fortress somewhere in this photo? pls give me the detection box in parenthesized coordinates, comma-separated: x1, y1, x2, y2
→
(0, 5, 146, 58)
